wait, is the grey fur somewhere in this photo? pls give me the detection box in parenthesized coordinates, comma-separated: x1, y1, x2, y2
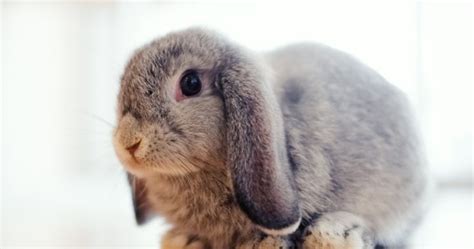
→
(113, 27, 428, 248)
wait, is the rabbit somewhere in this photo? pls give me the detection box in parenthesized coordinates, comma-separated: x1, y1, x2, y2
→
(113, 27, 429, 249)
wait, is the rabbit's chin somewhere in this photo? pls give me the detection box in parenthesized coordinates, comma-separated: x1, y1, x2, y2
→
(115, 153, 149, 179)
(119, 157, 202, 178)
(122, 158, 204, 178)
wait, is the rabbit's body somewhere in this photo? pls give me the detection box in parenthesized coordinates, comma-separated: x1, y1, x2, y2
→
(114, 28, 428, 249)
(267, 43, 428, 245)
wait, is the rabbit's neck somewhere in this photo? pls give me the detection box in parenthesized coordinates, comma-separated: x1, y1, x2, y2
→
(144, 168, 254, 247)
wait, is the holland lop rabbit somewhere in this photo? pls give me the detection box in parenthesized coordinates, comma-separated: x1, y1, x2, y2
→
(113, 28, 428, 249)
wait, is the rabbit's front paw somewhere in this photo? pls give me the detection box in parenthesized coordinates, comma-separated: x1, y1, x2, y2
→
(258, 235, 296, 249)
(161, 229, 207, 249)
(237, 235, 295, 249)
(301, 212, 373, 249)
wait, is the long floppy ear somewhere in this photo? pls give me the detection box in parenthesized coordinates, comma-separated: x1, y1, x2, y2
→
(127, 173, 155, 225)
(218, 49, 301, 235)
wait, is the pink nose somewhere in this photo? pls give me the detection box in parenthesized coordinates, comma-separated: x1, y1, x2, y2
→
(126, 140, 141, 157)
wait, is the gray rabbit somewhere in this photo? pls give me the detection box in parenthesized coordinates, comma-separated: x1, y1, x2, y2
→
(113, 27, 429, 249)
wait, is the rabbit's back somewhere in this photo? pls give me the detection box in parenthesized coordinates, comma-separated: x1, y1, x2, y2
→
(265, 43, 428, 244)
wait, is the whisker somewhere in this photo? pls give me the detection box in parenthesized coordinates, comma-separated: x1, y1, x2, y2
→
(138, 183, 147, 197)
(78, 110, 115, 128)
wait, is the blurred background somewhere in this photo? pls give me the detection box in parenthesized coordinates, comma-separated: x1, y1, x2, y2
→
(1, 1, 472, 248)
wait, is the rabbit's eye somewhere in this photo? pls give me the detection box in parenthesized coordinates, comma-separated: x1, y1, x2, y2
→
(180, 71, 202, 96)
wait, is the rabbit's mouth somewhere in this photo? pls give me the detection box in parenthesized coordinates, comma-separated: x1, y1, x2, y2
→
(113, 135, 150, 178)
(125, 140, 141, 162)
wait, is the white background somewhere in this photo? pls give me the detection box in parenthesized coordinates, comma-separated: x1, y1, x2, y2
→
(1, 1, 473, 248)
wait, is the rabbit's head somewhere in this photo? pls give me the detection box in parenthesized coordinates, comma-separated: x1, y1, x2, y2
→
(113, 28, 301, 235)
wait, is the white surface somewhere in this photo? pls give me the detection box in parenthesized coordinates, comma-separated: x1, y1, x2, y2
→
(1, 1, 473, 248)
(1, 182, 473, 248)
(410, 187, 473, 249)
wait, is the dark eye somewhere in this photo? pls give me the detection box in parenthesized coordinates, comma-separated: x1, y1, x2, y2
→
(180, 71, 202, 96)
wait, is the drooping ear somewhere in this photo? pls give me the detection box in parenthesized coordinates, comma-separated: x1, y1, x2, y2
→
(127, 173, 155, 225)
(217, 49, 301, 235)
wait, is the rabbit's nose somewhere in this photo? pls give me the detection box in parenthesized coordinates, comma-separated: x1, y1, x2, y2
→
(126, 140, 141, 157)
